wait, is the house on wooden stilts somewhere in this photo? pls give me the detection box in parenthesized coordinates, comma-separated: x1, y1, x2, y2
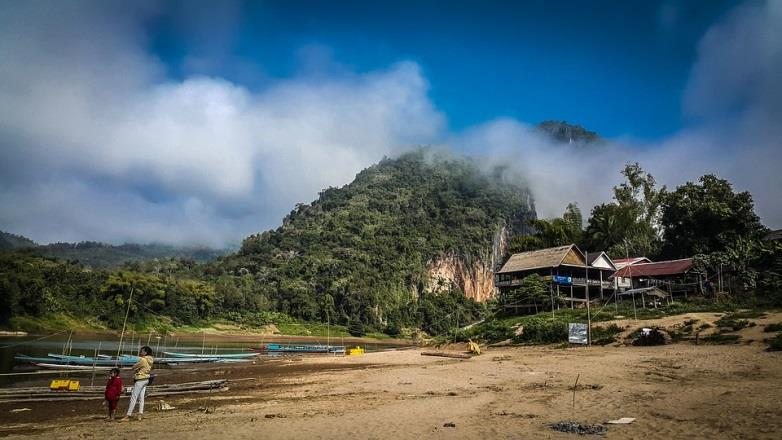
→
(495, 244, 615, 312)
(610, 258, 700, 298)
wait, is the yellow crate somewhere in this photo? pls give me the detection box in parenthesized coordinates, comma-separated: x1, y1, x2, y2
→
(49, 379, 69, 390)
(49, 379, 80, 391)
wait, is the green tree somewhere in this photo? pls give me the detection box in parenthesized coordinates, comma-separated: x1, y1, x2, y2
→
(505, 274, 550, 313)
(583, 163, 664, 258)
(659, 175, 765, 258)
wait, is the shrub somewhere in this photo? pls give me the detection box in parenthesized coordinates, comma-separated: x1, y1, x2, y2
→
(591, 324, 622, 346)
(766, 334, 782, 351)
(512, 316, 568, 344)
(383, 323, 402, 337)
(474, 320, 514, 343)
(715, 314, 750, 331)
(763, 323, 782, 333)
(632, 328, 666, 346)
(348, 321, 366, 337)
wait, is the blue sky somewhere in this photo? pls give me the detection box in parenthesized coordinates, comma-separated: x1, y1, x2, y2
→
(0, 0, 779, 244)
(149, 0, 740, 140)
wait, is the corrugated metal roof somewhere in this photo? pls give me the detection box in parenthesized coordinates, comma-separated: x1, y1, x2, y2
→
(613, 257, 652, 269)
(618, 286, 669, 298)
(497, 244, 584, 274)
(611, 258, 693, 278)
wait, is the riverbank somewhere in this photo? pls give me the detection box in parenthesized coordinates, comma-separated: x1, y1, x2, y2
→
(2, 314, 402, 342)
(2, 342, 781, 439)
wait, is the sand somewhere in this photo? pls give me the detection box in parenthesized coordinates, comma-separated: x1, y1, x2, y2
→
(2, 316, 782, 439)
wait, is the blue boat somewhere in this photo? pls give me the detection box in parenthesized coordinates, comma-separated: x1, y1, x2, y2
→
(163, 351, 258, 359)
(254, 344, 345, 354)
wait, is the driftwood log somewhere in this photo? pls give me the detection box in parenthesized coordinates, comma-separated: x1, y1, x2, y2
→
(421, 351, 472, 359)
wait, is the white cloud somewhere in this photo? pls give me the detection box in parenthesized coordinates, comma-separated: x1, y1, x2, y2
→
(0, 2, 444, 245)
(453, 1, 782, 227)
(0, 0, 779, 247)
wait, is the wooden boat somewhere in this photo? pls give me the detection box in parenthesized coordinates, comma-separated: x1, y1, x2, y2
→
(14, 355, 137, 367)
(16, 354, 221, 368)
(163, 351, 258, 359)
(31, 362, 119, 370)
(253, 344, 346, 354)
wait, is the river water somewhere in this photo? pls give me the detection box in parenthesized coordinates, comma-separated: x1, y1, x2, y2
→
(0, 332, 407, 386)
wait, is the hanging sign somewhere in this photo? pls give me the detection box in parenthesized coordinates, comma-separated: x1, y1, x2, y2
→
(553, 275, 572, 285)
(568, 323, 588, 344)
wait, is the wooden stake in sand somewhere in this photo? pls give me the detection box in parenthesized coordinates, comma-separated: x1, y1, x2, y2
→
(572, 373, 580, 409)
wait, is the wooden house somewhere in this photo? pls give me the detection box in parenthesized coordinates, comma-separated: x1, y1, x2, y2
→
(610, 258, 699, 296)
(586, 251, 617, 299)
(612, 257, 652, 291)
(495, 244, 615, 309)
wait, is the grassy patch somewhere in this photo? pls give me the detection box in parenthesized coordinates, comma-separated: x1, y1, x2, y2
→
(730, 310, 767, 319)
(714, 313, 750, 332)
(763, 323, 782, 333)
(590, 324, 622, 346)
(7, 314, 106, 333)
(275, 322, 352, 337)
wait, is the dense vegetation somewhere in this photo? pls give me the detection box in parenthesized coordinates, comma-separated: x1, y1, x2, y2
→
(0, 231, 36, 251)
(0, 233, 231, 268)
(2, 131, 779, 341)
(0, 149, 534, 335)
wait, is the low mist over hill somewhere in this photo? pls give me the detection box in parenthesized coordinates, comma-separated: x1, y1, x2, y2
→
(0, 232, 232, 268)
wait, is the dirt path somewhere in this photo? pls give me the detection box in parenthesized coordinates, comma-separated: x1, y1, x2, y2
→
(2, 338, 781, 439)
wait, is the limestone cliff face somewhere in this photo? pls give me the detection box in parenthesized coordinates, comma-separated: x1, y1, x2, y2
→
(424, 223, 511, 303)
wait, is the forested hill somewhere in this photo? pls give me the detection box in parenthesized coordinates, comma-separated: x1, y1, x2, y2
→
(0, 232, 231, 267)
(219, 149, 536, 328)
(1, 150, 535, 334)
(38, 242, 234, 267)
(0, 231, 36, 251)
(537, 120, 600, 144)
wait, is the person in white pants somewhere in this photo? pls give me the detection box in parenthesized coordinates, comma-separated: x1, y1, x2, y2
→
(120, 346, 154, 421)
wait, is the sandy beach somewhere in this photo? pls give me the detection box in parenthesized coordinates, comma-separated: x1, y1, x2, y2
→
(2, 318, 781, 440)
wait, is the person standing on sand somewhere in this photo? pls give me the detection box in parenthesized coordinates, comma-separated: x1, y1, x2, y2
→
(103, 368, 122, 420)
(120, 345, 154, 421)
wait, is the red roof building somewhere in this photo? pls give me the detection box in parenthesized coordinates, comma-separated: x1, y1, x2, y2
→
(611, 258, 694, 279)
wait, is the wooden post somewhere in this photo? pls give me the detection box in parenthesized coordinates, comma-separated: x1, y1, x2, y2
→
(570, 285, 574, 309)
(599, 270, 604, 300)
(585, 252, 591, 345)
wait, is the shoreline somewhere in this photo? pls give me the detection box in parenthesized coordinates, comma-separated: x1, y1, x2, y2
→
(0, 328, 412, 347)
(2, 343, 780, 439)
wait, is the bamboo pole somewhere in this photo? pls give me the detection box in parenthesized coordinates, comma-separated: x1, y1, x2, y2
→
(115, 287, 135, 366)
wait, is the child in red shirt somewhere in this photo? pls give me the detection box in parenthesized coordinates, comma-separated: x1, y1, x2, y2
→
(104, 368, 123, 420)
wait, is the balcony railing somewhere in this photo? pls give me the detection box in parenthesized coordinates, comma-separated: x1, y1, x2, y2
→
(496, 277, 613, 289)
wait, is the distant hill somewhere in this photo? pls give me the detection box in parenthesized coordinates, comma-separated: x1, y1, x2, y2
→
(0, 231, 232, 267)
(224, 148, 536, 328)
(0, 231, 37, 251)
(537, 120, 600, 144)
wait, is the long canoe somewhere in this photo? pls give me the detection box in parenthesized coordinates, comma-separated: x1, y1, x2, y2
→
(14, 355, 137, 367)
(16, 354, 222, 367)
(31, 362, 120, 370)
(254, 344, 346, 354)
(163, 351, 258, 359)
